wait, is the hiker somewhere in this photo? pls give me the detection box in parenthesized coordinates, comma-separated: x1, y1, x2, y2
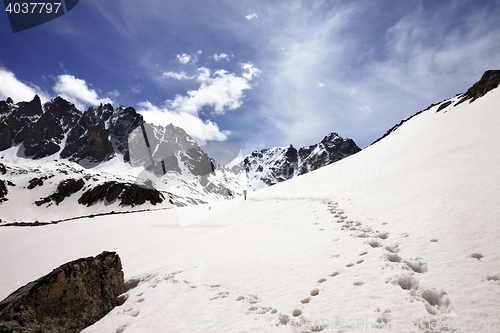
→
(243, 190, 247, 200)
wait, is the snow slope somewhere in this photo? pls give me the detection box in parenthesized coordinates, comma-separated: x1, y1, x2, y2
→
(0, 85, 499, 332)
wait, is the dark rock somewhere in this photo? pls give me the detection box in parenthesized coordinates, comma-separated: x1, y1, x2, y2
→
(436, 100, 452, 112)
(27, 177, 45, 190)
(35, 179, 85, 206)
(60, 104, 143, 164)
(455, 70, 500, 105)
(78, 181, 164, 207)
(0, 180, 7, 203)
(23, 97, 80, 159)
(61, 119, 114, 163)
(0, 122, 13, 151)
(0, 251, 126, 333)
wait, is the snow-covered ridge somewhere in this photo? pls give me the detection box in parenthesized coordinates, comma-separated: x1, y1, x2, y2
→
(243, 132, 360, 191)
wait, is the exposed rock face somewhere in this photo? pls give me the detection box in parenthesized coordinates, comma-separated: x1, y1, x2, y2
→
(0, 180, 7, 203)
(244, 132, 361, 188)
(23, 97, 80, 159)
(0, 95, 44, 151)
(128, 122, 212, 177)
(456, 69, 500, 105)
(0, 96, 144, 165)
(78, 181, 165, 207)
(0, 251, 126, 333)
(34, 178, 85, 206)
(60, 103, 143, 164)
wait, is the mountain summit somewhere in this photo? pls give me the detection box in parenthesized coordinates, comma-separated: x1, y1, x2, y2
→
(244, 133, 360, 190)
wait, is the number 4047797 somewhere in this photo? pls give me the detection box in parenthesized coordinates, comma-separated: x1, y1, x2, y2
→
(5, 3, 62, 14)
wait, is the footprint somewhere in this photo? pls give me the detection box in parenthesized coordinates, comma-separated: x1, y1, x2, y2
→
(292, 308, 302, 317)
(471, 253, 483, 260)
(278, 314, 290, 325)
(377, 232, 390, 239)
(393, 274, 419, 290)
(301, 297, 311, 304)
(385, 244, 400, 253)
(116, 324, 127, 333)
(359, 251, 368, 256)
(346, 263, 354, 267)
(386, 253, 402, 263)
(430, 239, 438, 242)
(330, 271, 340, 277)
(236, 294, 259, 304)
(207, 284, 221, 289)
(135, 298, 145, 303)
(130, 310, 139, 317)
(356, 259, 364, 264)
(310, 288, 319, 296)
(318, 278, 327, 283)
(368, 239, 382, 248)
(210, 291, 229, 300)
(248, 306, 275, 314)
(420, 289, 451, 315)
(403, 259, 427, 273)
(486, 275, 499, 281)
(353, 281, 364, 286)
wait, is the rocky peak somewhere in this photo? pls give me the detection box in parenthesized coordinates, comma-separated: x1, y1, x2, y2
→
(16, 95, 43, 117)
(244, 133, 360, 189)
(456, 69, 500, 105)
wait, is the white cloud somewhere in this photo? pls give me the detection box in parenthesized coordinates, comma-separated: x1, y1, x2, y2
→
(213, 53, 229, 61)
(0, 68, 50, 104)
(246, 13, 258, 20)
(241, 62, 261, 81)
(316, 82, 324, 88)
(137, 101, 231, 145)
(161, 71, 193, 80)
(53, 74, 114, 110)
(167, 63, 260, 115)
(177, 53, 192, 64)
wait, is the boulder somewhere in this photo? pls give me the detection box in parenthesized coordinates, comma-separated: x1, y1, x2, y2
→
(0, 251, 126, 333)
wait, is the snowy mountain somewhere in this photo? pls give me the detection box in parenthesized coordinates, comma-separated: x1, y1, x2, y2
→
(0, 71, 499, 332)
(244, 132, 360, 190)
(0, 97, 245, 222)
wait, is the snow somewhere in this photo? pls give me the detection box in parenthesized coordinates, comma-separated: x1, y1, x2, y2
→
(0, 87, 499, 332)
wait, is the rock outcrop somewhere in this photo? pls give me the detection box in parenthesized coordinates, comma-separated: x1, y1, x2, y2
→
(78, 181, 165, 207)
(455, 69, 500, 105)
(0, 251, 126, 333)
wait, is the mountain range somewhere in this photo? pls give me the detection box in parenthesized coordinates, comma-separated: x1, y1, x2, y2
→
(0, 93, 360, 223)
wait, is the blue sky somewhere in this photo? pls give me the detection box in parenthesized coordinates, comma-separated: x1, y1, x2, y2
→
(1, 0, 499, 156)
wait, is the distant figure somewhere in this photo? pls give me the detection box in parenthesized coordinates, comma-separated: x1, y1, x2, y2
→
(209, 206, 211, 211)
(243, 190, 247, 200)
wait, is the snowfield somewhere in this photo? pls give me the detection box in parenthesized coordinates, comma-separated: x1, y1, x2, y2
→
(0, 86, 499, 332)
